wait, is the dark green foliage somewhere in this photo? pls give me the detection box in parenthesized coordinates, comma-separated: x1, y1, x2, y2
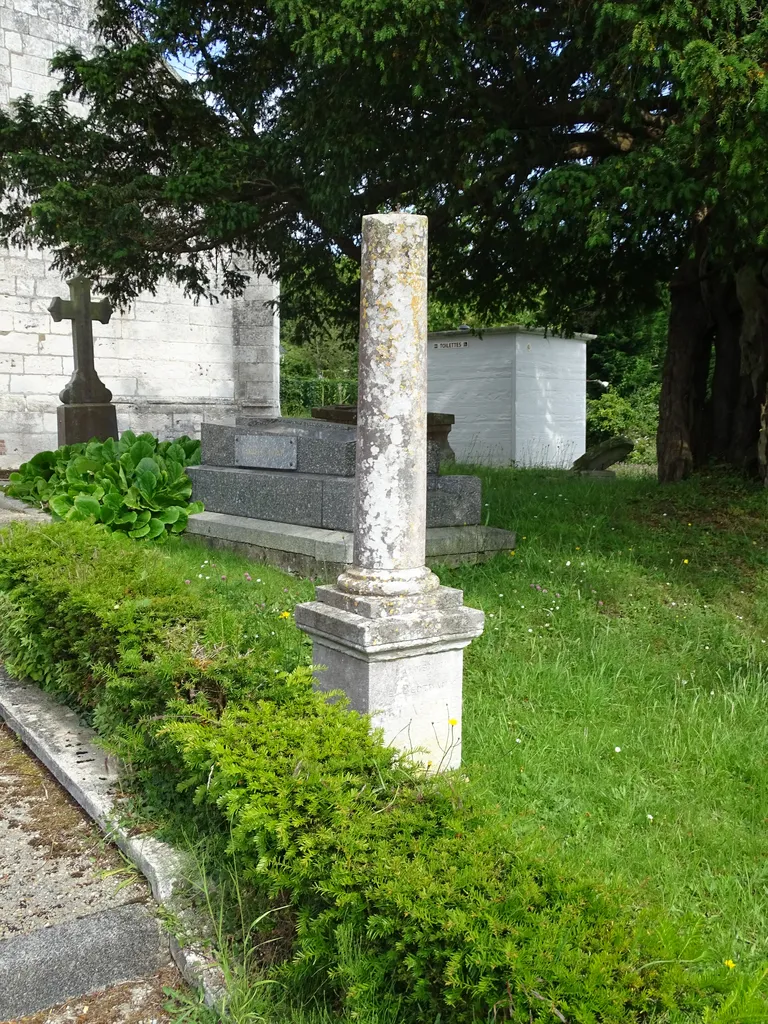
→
(0, 522, 748, 1022)
(4, 431, 202, 540)
(1, 1, 767, 330)
(587, 385, 661, 463)
(279, 377, 358, 416)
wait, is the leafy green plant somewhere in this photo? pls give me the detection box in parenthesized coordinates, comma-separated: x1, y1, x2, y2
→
(587, 383, 660, 464)
(0, 521, 759, 1023)
(3, 431, 203, 539)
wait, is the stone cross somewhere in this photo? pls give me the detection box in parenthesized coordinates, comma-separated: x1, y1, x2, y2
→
(49, 276, 113, 405)
(295, 213, 484, 770)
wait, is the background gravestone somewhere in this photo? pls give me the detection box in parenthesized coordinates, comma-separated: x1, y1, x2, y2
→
(572, 436, 634, 473)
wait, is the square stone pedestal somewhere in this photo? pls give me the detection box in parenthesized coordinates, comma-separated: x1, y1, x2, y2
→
(57, 404, 118, 447)
(294, 584, 484, 769)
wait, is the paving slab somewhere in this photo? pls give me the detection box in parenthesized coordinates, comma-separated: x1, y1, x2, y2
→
(7, 964, 182, 1024)
(0, 905, 169, 1020)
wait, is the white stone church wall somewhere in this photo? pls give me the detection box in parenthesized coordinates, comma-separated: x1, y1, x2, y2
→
(0, 0, 279, 469)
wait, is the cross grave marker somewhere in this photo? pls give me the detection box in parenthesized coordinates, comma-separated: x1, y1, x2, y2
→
(49, 276, 118, 446)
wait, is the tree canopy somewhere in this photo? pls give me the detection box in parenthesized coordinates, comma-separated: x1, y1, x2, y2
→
(3, 0, 768, 480)
(1, 0, 766, 323)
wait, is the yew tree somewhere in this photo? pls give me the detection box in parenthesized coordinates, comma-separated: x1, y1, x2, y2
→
(1, 0, 767, 480)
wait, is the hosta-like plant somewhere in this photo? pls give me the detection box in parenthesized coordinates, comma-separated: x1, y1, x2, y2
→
(4, 431, 203, 540)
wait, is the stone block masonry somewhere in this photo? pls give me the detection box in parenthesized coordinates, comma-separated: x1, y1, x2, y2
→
(0, 0, 279, 467)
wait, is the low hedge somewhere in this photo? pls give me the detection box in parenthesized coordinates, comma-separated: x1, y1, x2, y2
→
(0, 523, 742, 1022)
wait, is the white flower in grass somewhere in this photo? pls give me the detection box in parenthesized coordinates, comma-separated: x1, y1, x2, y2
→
(647, 814, 653, 821)
(614, 746, 621, 753)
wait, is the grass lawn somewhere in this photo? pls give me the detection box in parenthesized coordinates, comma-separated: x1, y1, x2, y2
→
(440, 466, 768, 973)
(170, 465, 767, 982)
(4, 464, 767, 1020)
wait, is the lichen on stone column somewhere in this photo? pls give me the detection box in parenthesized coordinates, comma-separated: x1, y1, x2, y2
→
(337, 213, 439, 598)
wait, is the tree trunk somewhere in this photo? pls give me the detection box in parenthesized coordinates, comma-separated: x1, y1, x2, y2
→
(730, 261, 768, 475)
(759, 382, 768, 485)
(657, 256, 713, 482)
(705, 274, 742, 462)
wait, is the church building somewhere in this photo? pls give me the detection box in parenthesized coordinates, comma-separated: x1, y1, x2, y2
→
(0, 0, 279, 469)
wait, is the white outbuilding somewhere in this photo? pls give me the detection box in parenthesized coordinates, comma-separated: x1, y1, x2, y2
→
(427, 326, 594, 468)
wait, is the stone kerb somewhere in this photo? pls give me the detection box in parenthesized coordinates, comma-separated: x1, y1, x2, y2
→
(294, 214, 485, 770)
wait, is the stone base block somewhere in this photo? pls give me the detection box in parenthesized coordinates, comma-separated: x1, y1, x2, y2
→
(185, 511, 515, 579)
(295, 584, 484, 769)
(312, 638, 466, 769)
(57, 404, 118, 447)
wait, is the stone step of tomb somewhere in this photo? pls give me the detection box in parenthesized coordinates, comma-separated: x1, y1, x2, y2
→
(201, 420, 442, 475)
(187, 465, 481, 533)
(185, 510, 515, 579)
(0, 904, 171, 1020)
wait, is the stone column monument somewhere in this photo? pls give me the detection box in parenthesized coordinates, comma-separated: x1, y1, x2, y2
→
(49, 277, 118, 446)
(295, 214, 484, 769)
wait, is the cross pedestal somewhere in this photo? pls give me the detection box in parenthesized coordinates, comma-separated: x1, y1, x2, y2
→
(49, 277, 118, 446)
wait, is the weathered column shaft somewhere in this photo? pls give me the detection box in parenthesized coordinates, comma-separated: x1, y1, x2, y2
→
(338, 214, 437, 597)
(294, 210, 485, 769)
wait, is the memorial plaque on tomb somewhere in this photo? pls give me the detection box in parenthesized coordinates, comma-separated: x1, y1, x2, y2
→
(235, 434, 297, 469)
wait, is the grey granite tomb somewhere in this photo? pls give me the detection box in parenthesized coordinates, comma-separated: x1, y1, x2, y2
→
(186, 418, 514, 577)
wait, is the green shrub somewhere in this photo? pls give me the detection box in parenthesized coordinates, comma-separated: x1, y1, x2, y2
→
(587, 385, 660, 464)
(3, 431, 202, 539)
(0, 522, 748, 1022)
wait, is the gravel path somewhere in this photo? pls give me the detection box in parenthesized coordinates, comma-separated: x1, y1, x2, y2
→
(0, 725, 183, 1023)
(0, 724, 148, 939)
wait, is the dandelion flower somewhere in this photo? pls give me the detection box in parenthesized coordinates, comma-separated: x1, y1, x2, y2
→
(448, 718, 458, 727)
(683, 559, 689, 564)
(278, 611, 291, 619)
(724, 959, 736, 970)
